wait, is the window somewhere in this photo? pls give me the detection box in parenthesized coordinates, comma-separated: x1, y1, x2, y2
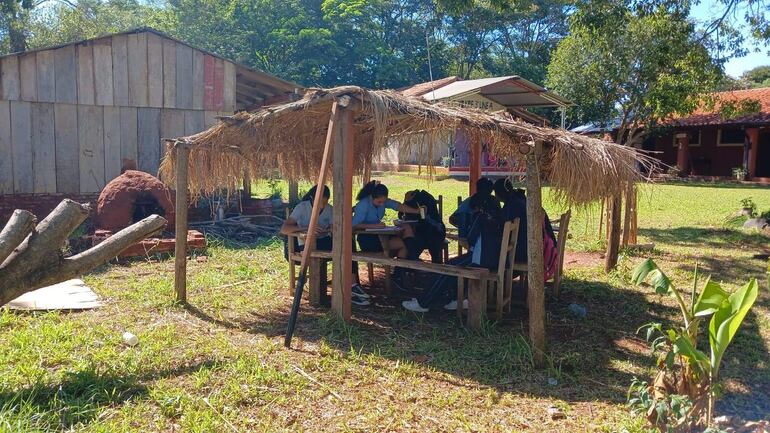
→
(718, 128, 745, 147)
(672, 130, 701, 147)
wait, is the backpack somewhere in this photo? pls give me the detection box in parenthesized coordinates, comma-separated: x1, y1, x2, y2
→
(543, 215, 558, 281)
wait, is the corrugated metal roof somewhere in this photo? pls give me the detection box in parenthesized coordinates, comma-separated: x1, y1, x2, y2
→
(421, 76, 571, 108)
(399, 76, 459, 97)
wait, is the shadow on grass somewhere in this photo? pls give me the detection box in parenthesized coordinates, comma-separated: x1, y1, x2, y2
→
(182, 272, 676, 406)
(0, 358, 220, 430)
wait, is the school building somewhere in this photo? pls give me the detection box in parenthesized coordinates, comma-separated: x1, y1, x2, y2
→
(648, 87, 770, 181)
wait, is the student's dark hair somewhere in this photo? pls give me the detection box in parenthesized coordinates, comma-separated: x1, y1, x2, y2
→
(470, 192, 501, 217)
(356, 181, 388, 201)
(302, 185, 330, 202)
(476, 178, 494, 195)
(493, 178, 514, 199)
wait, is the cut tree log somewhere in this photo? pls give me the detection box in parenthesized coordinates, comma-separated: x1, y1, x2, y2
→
(0, 210, 36, 265)
(0, 199, 167, 306)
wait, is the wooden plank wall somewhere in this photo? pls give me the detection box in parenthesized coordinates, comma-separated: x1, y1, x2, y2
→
(0, 30, 247, 195)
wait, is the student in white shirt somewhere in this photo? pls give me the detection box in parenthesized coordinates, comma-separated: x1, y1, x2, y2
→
(281, 185, 370, 305)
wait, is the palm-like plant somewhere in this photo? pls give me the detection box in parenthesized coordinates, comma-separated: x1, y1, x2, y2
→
(630, 258, 759, 431)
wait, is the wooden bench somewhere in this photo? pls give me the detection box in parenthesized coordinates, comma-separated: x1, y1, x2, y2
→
(295, 221, 523, 328)
(305, 249, 492, 327)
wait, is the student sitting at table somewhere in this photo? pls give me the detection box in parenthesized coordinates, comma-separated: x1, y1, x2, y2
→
(353, 181, 420, 287)
(496, 180, 559, 278)
(400, 189, 446, 263)
(449, 177, 494, 238)
(401, 190, 503, 312)
(281, 185, 370, 306)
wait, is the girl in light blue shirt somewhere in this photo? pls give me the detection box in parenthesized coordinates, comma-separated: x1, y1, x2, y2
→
(353, 181, 420, 258)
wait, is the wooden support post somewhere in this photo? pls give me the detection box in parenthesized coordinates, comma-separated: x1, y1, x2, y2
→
(285, 100, 340, 347)
(526, 140, 546, 368)
(469, 138, 481, 196)
(174, 143, 189, 303)
(242, 169, 252, 201)
(288, 180, 299, 204)
(331, 106, 354, 321)
(308, 257, 327, 305)
(621, 183, 634, 248)
(676, 134, 689, 174)
(747, 127, 760, 179)
(630, 187, 638, 245)
(456, 278, 465, 321)
(466, 278, 485, 329)
(597, 197, 605, 239)
(605, 194, 621, 272)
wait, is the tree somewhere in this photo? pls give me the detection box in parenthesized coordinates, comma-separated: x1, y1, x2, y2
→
(1, 0, 34, 52)
(546, 0, 721, 270)
(741, 65, 770, 87)
(26, 0, 163, 51)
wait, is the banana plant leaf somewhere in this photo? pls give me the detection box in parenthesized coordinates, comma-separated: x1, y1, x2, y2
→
(673, 335, 709, 374)
(632, 258, 674, 295)
(709, 278, 759, 378)
(693, 277, 729, 317)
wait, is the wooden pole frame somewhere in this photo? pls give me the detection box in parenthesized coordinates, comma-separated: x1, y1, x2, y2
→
(605, 193, 621, 272)
(526, 140, 546, 368)
(469, 137, 481, 196)
(331, 106, 354, 321)
(174, 143, 189, 303)
(285, 100, 341, 347)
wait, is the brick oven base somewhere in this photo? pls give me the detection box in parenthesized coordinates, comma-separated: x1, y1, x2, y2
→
(93, 229, 207, 258)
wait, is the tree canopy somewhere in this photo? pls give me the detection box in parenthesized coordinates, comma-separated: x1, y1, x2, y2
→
(546, 0, 722, 138)
(0, 0, 765, 126)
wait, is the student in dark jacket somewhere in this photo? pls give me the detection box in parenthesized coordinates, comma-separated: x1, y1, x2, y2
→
(401, 192, 502, 312)
(449, 178, 494, 238)
(496, 181, 557, 265)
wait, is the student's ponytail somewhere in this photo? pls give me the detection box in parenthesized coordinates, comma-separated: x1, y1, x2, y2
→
(356, 181, 388, 201)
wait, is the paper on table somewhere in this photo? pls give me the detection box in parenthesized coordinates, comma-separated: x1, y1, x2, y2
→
(364, 227, 403, 234)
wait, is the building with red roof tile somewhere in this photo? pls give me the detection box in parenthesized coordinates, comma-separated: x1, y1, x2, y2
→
(649, 87, 770, 180)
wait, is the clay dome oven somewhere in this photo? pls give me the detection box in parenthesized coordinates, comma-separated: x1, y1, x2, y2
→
(95, 170, 175, 231)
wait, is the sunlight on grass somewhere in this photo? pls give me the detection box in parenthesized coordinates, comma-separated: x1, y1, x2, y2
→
(0, 177, 768, 431)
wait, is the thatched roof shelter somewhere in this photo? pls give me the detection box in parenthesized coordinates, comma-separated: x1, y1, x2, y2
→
(160, 85, 653, 363)
(159, 86, 653, 206)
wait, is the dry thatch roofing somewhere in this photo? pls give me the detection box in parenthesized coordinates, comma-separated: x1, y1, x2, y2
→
(159, 86, 654, 206)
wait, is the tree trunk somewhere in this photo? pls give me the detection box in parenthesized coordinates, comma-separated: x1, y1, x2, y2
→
(0, 199, 166, 306)
(8, 16, 28, 53)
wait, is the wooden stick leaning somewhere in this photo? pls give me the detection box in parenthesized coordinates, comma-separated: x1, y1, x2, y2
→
(285, 99, 342, 348)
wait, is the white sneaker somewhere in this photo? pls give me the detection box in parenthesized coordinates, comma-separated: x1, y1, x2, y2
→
(443, 299, 469, 311)
(402, 298, 429, 313)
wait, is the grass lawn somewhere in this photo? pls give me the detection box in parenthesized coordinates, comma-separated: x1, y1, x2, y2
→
(1, 175, 769, 432)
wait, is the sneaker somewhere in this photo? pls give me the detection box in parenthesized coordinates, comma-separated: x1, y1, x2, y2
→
(443, 299, 469, 311)
(402, 298, 429, 313)
(351, 294, 370, 306)
(351, 283, 370, 299)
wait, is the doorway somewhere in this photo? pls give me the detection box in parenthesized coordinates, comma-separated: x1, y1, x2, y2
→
(754, 131, 770, 178)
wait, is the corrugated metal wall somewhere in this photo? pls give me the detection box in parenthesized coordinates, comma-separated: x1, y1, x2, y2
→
(0, 31, 235, 194)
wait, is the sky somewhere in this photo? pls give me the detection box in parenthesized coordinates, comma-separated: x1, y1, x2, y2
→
(691, 0, 770, 77)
